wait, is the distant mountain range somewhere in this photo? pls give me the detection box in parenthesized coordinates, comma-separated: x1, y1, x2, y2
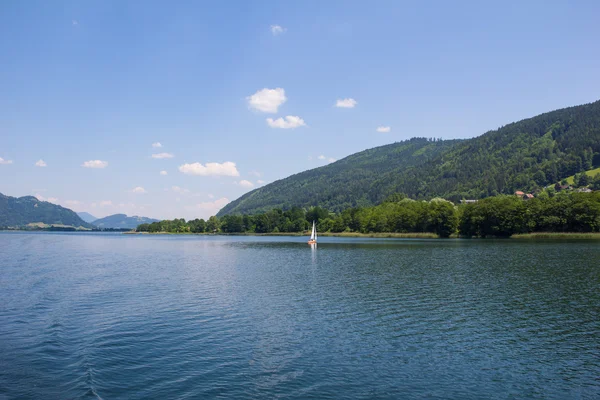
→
(77, 212, 98, 223)
(219, 100, 600, 215)
(91, 214, 159, 229)
(0, 193, 93, 229)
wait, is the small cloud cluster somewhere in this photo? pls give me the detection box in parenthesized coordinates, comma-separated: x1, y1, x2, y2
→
(271, 25, 286, 35)
(235, 180, 254, 189)
(131, 186, 147, 194)
(247, 87, 307, 130)
(0, 157, 13, 165)
(152, 152, 174, 159)
(152, 142, 163, 148)
(377, 126, 391, 133)
(35, 159, 47, 167)
(35, 193, 58, 203)
(82, 160, 108, 168)
(318, 155, 337, 163)
(179, 161, 240, 177)
(335, 98, 357, 108)
(160, 170, 168, 176)
(266, 116, 306, 129)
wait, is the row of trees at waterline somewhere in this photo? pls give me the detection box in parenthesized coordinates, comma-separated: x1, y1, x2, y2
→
(137, 191, 600, 237)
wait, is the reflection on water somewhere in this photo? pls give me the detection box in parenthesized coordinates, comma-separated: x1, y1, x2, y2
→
(0, 232, 599, 399)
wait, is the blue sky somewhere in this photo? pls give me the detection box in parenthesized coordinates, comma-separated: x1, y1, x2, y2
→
(1, 0, 600, 219)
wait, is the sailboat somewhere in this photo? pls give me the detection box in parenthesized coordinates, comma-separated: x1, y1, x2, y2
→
(308, 221, 317, 245)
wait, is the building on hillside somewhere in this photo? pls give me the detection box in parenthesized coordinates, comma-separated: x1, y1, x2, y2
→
(460, 199, 478, 204)
(555, 183, 573, 191)
(576, 187, 592, 193)
(515, 191, 525, 196)
(524, 193, 534, 200)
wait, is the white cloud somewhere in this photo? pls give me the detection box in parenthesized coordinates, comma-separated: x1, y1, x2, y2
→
(335, 98, 357, 108)
(65, 200, 81, 206)
(191, 197, 230, 213)
(171, 186, 190, 194)
(247, 88, 287, 113)
(131, 186, 147, 194)
(271, 25, 286, 35)
(257, 180, 266, 185)
(248, 170, 262, 177)
(152, 142, 163, 148)
(82, 160, 108, 168)
(235, 180, 254, 188)
(35, 193, 58, 203)
(152, 152, 174, 159)
(377, 126, 391, 133)
(0, 157, 13, 165)
(208, 194, 215, 199)
(317, 155, 336, 163)
(100, 200, 112, 207)
(266, 115, 306, 129)
(179, 161, 240, 177)
(72, 20, 78, 26)
(160, 170, 168, 176)
(35, 159, 47, 167)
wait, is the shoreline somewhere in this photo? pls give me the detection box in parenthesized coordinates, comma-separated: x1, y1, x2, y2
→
(128, 231, 439, 238)
(510, 232, 600, 239)
(126, 231, 600, 239)
(4, 230, 599, 239)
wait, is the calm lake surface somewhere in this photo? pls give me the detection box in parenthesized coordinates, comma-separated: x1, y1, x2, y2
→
(1, 232, 599, 399)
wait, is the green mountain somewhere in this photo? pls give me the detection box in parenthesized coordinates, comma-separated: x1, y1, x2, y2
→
(77, 212, 98, 223)
(92, 214, 159, 229)
(0, 193, 94, 229)
(219, 100, 600, 216)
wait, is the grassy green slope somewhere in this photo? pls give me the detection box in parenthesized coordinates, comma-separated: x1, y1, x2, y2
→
(564, 167, 600, 185)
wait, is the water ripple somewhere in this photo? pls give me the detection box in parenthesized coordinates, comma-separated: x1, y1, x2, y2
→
(0, 233, 599, 399)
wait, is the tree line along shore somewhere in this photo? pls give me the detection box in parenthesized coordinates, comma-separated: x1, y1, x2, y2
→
(135, 191, 600, 238)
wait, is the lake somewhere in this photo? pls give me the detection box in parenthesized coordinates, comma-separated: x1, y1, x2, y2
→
(0, 232, 599, 399)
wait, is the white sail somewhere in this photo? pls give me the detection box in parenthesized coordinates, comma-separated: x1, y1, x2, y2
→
(315, 223, 317, 241)
(310, 221, 316, 240)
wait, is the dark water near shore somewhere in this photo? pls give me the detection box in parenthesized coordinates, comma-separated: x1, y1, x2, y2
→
(1, 232, 599, 399)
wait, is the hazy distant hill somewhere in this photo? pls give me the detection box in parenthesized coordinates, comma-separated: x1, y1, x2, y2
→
(0, 193, 93, 228)
(92, 214, 159, 229)
(219, 100, 600, 215)
(77, 212, 98, 223)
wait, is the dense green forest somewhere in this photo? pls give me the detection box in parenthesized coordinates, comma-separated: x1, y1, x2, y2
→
(139, 191, 600, 237)
(219, 100, 600, 216)
(0, 192, 93, 229)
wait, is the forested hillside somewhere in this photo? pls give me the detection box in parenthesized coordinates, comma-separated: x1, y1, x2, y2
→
(92, 214, 159, 229)
(220, 138, 459, 215)
(219, 100, 600, 215)
(0, 193, 93, 228)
